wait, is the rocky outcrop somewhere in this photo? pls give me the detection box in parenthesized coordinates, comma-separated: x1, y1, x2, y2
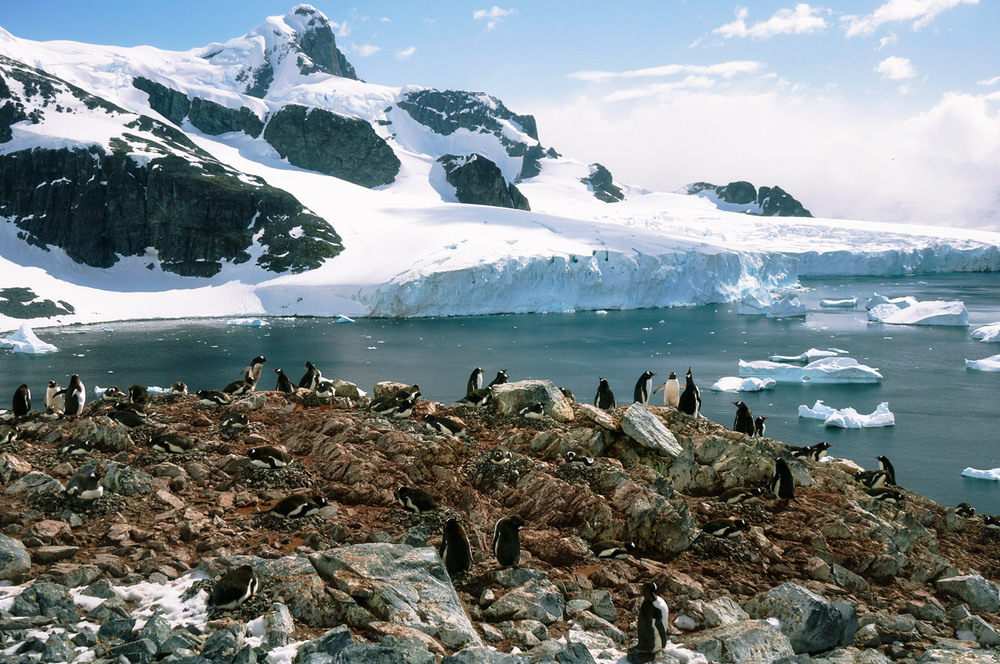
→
(263, 104, 400, 188)
(0, 287, 74, 319)
(758, 185, 811, 217)
(438, 154, 530, 210)
(580, 163, 624, 203)
(685, 180, 813, 217)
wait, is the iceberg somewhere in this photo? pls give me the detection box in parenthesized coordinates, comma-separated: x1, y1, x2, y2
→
(798, 400, 895, 428)
(0, 324, 58, 354)
(962, 468, 1000, 481)
(228, 318, 268, 326)
(820, 298, 857, 308)
(767, 293, 806, 318)
(972, 322, 1000, 343)
(710, 376, 777, 392)
(865, 293, 917, 310)
(739, 357, 883, 383)
(736, 288, 772, 315)
(966, 354, 1000, 372)
(868, 300, 969, 326)
(336, 315, 356, 323)
(769, 348, 849, 363)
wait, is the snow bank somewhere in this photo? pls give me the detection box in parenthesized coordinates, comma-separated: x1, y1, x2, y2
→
(868, 300, 969, 326)
(820, 298, 857, 308)
(710, 376, 777, 392)
(0, 324, 58, 354)
(966, 354, 1000, 372)
(769, 348, 849, 363)
(766, 293, 806, 318)
(972, 322, 1000, 343)
(798, 400, 895, 428)
(962, 468, 1000, 481)
(739, 357, 883, 383)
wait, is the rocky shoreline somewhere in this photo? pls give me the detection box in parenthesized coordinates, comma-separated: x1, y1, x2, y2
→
(1, 378, 999, 664)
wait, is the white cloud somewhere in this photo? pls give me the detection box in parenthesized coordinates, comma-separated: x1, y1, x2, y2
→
(979, 76, 1000, 86)
(876, 56, 917, 80)
(396, 46, 417, 60)
(334, 21, 350, 37)
(380, 17, 391, 23)
(351, 43, 381, 57)
(714, 4, 828, 39)
(473, 6, 518, 31)
(844, 0, 979, 37)
(569, 61, 764, 83)
(876, 33, 898, 50)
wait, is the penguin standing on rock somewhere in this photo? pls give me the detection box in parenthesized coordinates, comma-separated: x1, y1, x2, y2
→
(732, 401, 755, 435)
(274, 369, 295, 394)
(487, 370, 509, 388)
(210, 565, 258, 610)
(242, 356, 268, 383)
(754, 416, 768, 438)
(45, 380, 64, 414)
(11, 384, 30, 420)
(466, 367, 484, 396)
(439, 518, 472, 578)
(298, 362, 321, 390)
(653, 372, 680, 408)
(61, 375, 86, 417)
(677, 368, 701, 418)
(594, 378, 616, 410)
(493, 515, 525, 568)
(769, 457, 795, 501)
(633, 371, 656, 405)
(635, 582, 669, 654)
(876, 455, 896, 486)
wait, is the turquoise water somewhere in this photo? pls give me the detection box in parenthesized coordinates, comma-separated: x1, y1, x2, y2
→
(4, 273, 1000, 513)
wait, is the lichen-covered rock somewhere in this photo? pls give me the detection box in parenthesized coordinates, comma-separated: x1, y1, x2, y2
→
(0, 533, 31, 582)
(4, 471, 64, 500)
(293, 625, 355, 664)
(936, 575, 1000, 613)
(490, 380, 574, 422)
(682, 619, 795, 663)
(481, 578, 565, 625)
(955, 613, 1000, 647)
(621, 403, 683, 458)
(745, 582, 854, 654)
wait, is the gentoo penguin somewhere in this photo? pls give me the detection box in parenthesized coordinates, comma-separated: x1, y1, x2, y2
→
(732, 401, 755, 435)
(594, 378, 616, 410)
(129, 384, 150, 407)
(565, 450, 595, 466)
(0, 425, 18, 444)
(789, 441, 831, 462)
(956, 502, 976, 518)
(753, 416, 768, 438)
(242, 356, 268, 383)
(866, 487, 905, 505)
(466, 367, 484, 396)
(493, 515, 525, 568)
(590, 540, 638, 559)
(65, 468, 104, 501)
(222, 376, 255, 396)
(369, 395, 400, 416)
(984, 515, 1000, 528)
(636, 582, 669, 654)
(210, 565, 258, 610)
(57, 438, 92, 455)
(102, 386, 127, 401)
(700, 518, 748, 538)
(314, 380, 335, 398)
(876, 455, 896, 486)
(62, 375, 86, 417)
(196, 390, 231, 406)
(248, 446, 292, 469)
(653, 372, 681, 408)
(221, 412, 249, 432)
(149, 432, 198, 454)
(559, 387, 576, 403)
(716, 487, 765, 505)
(170, 382, 188, 396)
(11, 384, 30, 420)
(439, 518, 472, 577)
(397, 486, 440, 514)
(460, 388, 492, 408)
(633, 371, 657, 405)
(45, 380, 64, 414)
(107, 408, 147, 428)
(267, 493, 328, 519)
(769, 457, 795, 500)
(423, 413, 467, 437)
(489, 448, 512, 464)
(854, 470, 888, 489)
(487, 370, 510, 388)
(390, 398, 414, 419)
(677, 368, 701, 418)
(519, 402, 545, 420)
(274, 369, 295, 394)
(298, 362, 321, 390)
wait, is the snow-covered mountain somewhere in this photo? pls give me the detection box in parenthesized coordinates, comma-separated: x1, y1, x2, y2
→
(1, 5, 999, 330)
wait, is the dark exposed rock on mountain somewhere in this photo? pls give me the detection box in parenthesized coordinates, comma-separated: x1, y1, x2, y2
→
(132, 78, 264, 138)
(263, 104, 400, 188)
(0, 288, 74, 319)
(758, 185, 811, 217)
(581, 163, 624, 203)
(439, 154, 530, 211)
(686, 180, 812, 217)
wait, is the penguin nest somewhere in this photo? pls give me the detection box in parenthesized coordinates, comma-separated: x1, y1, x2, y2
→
(31, 492, 129, 519)
(184, 576, 278, 623)
(690, 534, 756, 563)
(466, 451, 527, 491)
(233, 463, 319, 492)
(558, 461, 598, 486)
(253, 512, 329, 533)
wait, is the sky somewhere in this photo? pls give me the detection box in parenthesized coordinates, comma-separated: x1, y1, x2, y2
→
(1, 0, 999, 228)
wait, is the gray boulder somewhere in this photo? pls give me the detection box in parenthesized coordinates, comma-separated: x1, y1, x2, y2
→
(622, 404, 683, 458)
(293, 626, 355, 664)
(682, 619, 795, 663)
(746, 582, 854, 654)
(936, 575, 1000, 613)
(956, 613, 1000, 647)
(917, 650, 1000, 664)
(442, 647, 528, 663)
(102, 461, 154, 495)
(490, 380, 574, 422)
(482, 578, 566, 625)
(5, 471, 64, 500)
(0, 533, 31, 582)
(11, 582, 79, 625)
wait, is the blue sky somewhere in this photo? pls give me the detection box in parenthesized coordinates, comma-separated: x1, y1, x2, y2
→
(2, 1, 999, 227)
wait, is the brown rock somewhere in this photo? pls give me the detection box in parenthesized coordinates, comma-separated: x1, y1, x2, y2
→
(31, 546, 80, 564)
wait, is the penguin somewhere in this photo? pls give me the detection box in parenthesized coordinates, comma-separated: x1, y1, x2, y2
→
(0, 425, 19, 445)
(397, 486, 440, 514)
(865, 487, 905, 505)
(102, 386, 127, 401)
(753, 416, 768, 438)
(107, 408, 147, 428)
(210, 564, 258, 610)
(129, 384, 150, 407)
(565, 449, 595, 466)
(559, 387, 575, 403)
(700, 518, 748, 538)
(635, 582, 669, 654)
(653, 371, 681, 408)
(61, 375, 86, 417)
(248, 446, 292, 469)
(423, 413, 467, 437)
(876, 455, 896, 486)
(65, 468, 104, 501)
(633, 371, 656, 405)
(149, 432, 198, 454)
(57, 438, 92, 455)
(45, 380, 64, 414)
(487, 370, 509, 388)
(732, 401, 755, 435)
(955, 502, 976, 518)
(242, 356, 268, 383)
(439, 518, 473, 578)
(196, 390, 231, 407)
(466, 367, 484, 396)
(222, 376, 255, 396)
(11, 384, 30, 420)
(169, 382, 188, 396)
(716, 487, 765, 505)
(594, 378, 616, 410)
(393, 384, 422, 401)
(221, 412, 249, 430)
(519, 402, 545, 420)
(298, 362, 321, 390)
(266, 493, 328, 519)
(790, 441, 831, 462)
(390, 398, 414, 419)
(493, 515, 525, 568)
(460, 388, 492, 408)
(112, 401, 147, 416)
(314, 380, 336, 398)
(590, 540, 638, 559)
(769, 457, 795, 500)
(369, 395, 400, 416)
(854, 470, 888, 489)
(983, 515, 1000, 528)
(489, 448, 512, 464)
(677, 368, 701, 418)
(274, 369, 294, 394)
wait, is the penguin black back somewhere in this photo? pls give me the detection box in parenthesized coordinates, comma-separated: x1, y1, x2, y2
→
(298, 362, 321, 390)
(754, 416, 767, 437)
(633, 371, 656, 405)
(594, 378, 616, 410)
(636, 582, 669, 654)
(210, 564, 259, 610)
(397, 486, 439, 513)
(12, 384, 30, 419)
(732, 401, 755, 435)
(64, 374, 86, 417)
(487, 370, 509, 388)
(493, 515, 525, 568)
(677, 368, 701, 417)
(770, 457, 795, 500)
(466, 367, 484, 396)
(274, 369, 295, 394)
(876, 455, 896, 486)
(439, 518, 472, 578)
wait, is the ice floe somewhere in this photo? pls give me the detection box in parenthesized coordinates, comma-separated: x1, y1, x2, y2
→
(0, 324, 58, 354)
(962, 468, 1000, 481)
(798, 400, 895, 428)
(972, 322, 1000, 343)
(767, 293, 806, 318)
(739, 357, 883, 383)
(336, 315, 355, 323)
(710, 376, 777, 392)
(868, 299, 969, 326)
(966, 354, 1000, 372)
(736, 288, 772, 315)
(769, 348, 849, 363)
(228, 318, 268, 326)
(865, 293, 917, 310)
(820, 297, 857, 308)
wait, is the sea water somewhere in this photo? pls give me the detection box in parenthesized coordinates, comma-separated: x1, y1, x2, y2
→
(3, 274, 1000, 513)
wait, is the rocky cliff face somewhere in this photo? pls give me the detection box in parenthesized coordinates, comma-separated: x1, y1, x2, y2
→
(581, 163, 625, 203)
(687, 180, 813, 217)
(439, 154, 530, 211)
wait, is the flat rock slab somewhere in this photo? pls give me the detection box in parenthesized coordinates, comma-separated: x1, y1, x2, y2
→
(936, 575, 1000, 613)
(31, 546, 80, 564)
(491, 380, 574, 422)
(622, 403, 684, 458)
(682, 618, 795, 663)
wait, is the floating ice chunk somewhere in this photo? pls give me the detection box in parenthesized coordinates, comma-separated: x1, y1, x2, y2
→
(868, 300, 968, 326)
(147, 386, 169, 395)
(710, 376, 777, 392)
(227, 318, 268, 326)
(966, 354, 1000, 372)
(767, 293, 806, 318)
(962, 468, 1000, 481)
(102, 326, 113, 332)
(972, 322, 1000, 343)
(798, 400, 836, 420)
(820, 298, 857, 308)
(737, 288, 772, 315)
(769, 348, 849, 363)
(0, 324, 58, 354)
(336, 315, 355, 323)
(865, 293, 917, 310)
(739, 357, 883, 383)
(798, 400, 895, 428)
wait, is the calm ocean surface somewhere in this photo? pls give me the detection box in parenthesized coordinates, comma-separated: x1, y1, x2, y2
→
(3, 274, 1000, 513)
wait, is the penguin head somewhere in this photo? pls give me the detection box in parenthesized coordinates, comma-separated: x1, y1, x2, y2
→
(48, 380, 58, 388)
(253, 356, 268, 364)
(305, 361, 315, 369)
(506, 515, 525, 529)
(642, 582, 659, 600)
(668, 372, 676, 379)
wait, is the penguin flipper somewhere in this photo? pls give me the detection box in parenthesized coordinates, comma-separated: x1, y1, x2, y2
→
(655, 606, 668, 648)
(653, 383, 665, 394)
